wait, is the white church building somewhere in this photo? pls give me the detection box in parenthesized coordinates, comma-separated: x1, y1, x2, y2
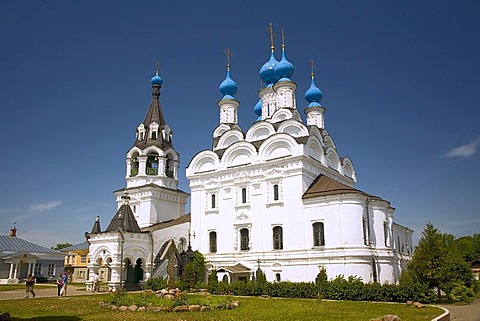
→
(86, 29, 412, 290)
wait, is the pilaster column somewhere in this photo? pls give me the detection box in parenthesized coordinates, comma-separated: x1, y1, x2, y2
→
(8, 263, 14, 279)
(126, 159, 132, 177)
(138, 156, 147, 175)
(158, 156, 166, 177)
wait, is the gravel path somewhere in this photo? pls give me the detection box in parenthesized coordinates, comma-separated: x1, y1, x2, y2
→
(441, 298, 480, 321)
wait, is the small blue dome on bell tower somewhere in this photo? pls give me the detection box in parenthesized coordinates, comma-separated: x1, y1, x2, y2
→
(219, 70, 238, 99)
(151, 71, 163, 86)
(304, 67, 323, 107)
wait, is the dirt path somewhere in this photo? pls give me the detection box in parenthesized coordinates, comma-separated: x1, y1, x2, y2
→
(0, 284, 103, 300)
(441, 298, 480, 321)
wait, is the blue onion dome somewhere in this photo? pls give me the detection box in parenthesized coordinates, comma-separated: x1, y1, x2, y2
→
(259, 51, 279, 85)
(254, 99, 262, 121)
(274, 48, 295, 82)
(219, 69, 238, 99)
(305, 76, 323, 107)
(150, 71, 163, 86)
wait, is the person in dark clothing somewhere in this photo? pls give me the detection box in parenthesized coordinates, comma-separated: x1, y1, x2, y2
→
(24, 273, 36, 298)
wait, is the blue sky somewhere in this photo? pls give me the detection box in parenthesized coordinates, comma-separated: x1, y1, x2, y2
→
(0, 1, 479, 248)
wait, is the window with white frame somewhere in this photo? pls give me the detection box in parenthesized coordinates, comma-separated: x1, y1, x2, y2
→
(241, 188, 247, 204)
(48, 264, 55, 276)
(240, 228, 249, 251)
(273, 184, 279, 201)
(313, 222, 325, 247)
(273, 226, 283, 250)
(34, 263, 42, 276)
(211, 194, 216, 209)
(80, 255, 87, 263)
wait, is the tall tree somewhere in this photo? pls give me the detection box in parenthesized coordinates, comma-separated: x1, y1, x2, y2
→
(406, 223, 474, 301)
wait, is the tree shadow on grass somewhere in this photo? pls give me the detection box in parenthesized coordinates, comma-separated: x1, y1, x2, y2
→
(11, 317, 81, 321)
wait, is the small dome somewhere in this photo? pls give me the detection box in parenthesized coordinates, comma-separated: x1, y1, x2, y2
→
(274, 49, 294, 81)
(305, 78, 323, 106)
(219, 70, 238, 97)
(254, 99, 262, 121)
(151, 72, 163, 86)
(259, 51, 279, 85)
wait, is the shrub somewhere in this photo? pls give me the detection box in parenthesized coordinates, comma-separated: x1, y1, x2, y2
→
(447, 282, 474, 303)
(144, 277, 167, 291)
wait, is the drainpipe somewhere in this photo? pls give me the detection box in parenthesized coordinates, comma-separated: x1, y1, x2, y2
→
(150, 231, 154, 278)
(118, 228, 124, 290)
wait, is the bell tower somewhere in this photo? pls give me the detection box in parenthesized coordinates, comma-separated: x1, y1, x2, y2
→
(114, 69, 189, 228)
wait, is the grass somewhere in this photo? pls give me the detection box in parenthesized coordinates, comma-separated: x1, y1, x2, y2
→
(0, 284, 54, 292)
(0, 294, 444, 321)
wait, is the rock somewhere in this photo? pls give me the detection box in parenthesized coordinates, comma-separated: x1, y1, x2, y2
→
(369, 318, 382, 321)
(189, 305, 201, 311)
(161, 306, 172, 312)
(231, 301, 240, 308)
(118, 306, 128, 311)
(111, 305, 118, 310)
(200, 306, 212, 312)
(261, 295, 271, 299)
(151, 307, 163, 312)
(137, 307, 146, 311)
(382, 315, 401, 321)
(414, 302, 425, 308)
(128, 305, 138, 311)
(0, 313, 11, 321)
(164, 294, 175, 299)
(173, 305, 190, 312)
(160, 289, 168, 295)
(406, 300, 414, 306)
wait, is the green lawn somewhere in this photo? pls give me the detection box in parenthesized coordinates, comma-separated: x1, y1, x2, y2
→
(0, 294, 443, 321)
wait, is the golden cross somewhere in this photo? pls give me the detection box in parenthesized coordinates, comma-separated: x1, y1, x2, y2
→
(155, 61, 161, 74)
(224, 48, 232, 69)
(309, 59, 315, 79)
(267, 22, 275, 51)
(281, 29, 286, 49)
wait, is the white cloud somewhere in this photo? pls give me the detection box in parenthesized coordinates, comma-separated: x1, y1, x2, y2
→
(444, 138, 480, 158)
(29, 200, 62, 213)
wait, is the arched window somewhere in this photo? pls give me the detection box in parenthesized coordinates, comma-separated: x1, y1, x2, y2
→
(273, 184, 279, 201)
(146, 152, 159, 175)
(241, 188, 247, 204)
(151, 131, 157, 140)
(209, 231, 217, 253)
(313, 222, 325, 246)
(211, 194, 216, 209)
(165, 155, 174, 178)
(240, 228, 249, 251)
(273, 226, 283, 250)
(275, 273, 281, 282)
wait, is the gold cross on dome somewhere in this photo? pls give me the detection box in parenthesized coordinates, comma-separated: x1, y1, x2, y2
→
(267, 22, 275, 51)
(309, 59, 315, 79)
(224, 48, 232, 69)
(155, 61, 161, 74)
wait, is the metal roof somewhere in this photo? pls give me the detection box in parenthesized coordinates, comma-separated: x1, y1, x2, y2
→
(60, 242, 89, 252)
(0, 235, 61, 255)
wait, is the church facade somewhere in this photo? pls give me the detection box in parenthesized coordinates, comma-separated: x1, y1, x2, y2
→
(187, 33, 413, 284)
(86, 29, 412, 289)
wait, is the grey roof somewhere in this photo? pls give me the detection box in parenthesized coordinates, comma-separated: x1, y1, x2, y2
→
(60, 242, 89, 252)
(105, 203, 142, 233)
(0, 235, 61, 255)
(91, 216, 101, 234)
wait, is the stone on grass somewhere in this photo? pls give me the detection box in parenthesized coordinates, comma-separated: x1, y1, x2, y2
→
(406, 300, 414, 306)
(161, 306, 172, 312)
(189, 305, 201, 311)
(173, 305, 189, 312)
(382, 315, 401, 321)
(261, 295, 270, 299)
(414, 302, 425, 308)
(200, 306, 212, 312)
(128, 305, 138, 311)
(137, 307, 146, 312)
(118, 306, 128, 311)
(111, 305, 118, 310)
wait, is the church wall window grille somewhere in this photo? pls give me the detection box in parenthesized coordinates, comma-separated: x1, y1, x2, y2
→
(273, 226, 283, 250)
(241, 188, 247, 204)
(211, 194, 216, 209)
(209, 231, 217, 253)
(273, 184, 279, 201)
(313, 222, 325, 247)
(240, 228, 249, 251)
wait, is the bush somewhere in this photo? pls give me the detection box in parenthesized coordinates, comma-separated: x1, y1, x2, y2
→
(448, 282, 474, 303)
(144, 277, 167, 291)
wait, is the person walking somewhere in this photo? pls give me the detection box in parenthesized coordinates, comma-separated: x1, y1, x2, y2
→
(60, 271, 68, 296)
(24, 273, 36, 298)
(92, 272, 100, 292)
(56, 273, 63, 296)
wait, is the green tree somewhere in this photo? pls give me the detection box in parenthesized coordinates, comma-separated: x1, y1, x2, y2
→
(51, 242, 73, 250)
(406, 222, 474, 301)
(182, 251, 206, 289)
